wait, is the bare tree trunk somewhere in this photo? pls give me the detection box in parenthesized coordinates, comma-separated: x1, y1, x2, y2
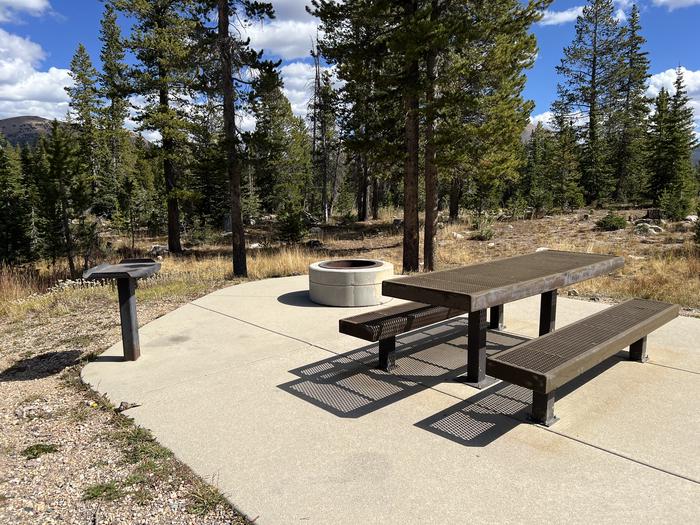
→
(218, 0, 247, 277)
(159, 66, 182, 254)
(403, 3, 420, 273)
(371, 175, 380, 220)
(449, 177, 462, 222)
(59, 197, 76, 278)
(423, 7, 438, 272)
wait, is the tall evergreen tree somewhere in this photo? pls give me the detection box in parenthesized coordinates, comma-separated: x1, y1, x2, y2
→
(556, 0, 620, 204)
(66, 44, 104, 214)
(0, 137, 33, 263)
(648, 69, 699, 218)
(609, 3, 650, 202)
(98, 3, 131, 217)
(113, 0, 200, 253)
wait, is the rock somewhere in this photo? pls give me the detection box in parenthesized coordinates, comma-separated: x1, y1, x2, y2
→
(672, 222, 695, 233)
(580, 213, 590, 221)
(590, 296, 600, 302)
(148, 244, 169, 257)
(248, 218, 256, 226)
(507, 224, 514, 229)
(308, 226, 323, 237)
(535, 247, 549, 252)
(628, 255, 646, 261)
(116, 401, 140, 413)
(685, 215, 698, 223)
(634, 218, 652, 225)
(304, 239, 323, 249)
(437, 222, 446, 229)
(249, 242, 261, 249)
(567, 289, 579, 296)
(392, 218, 403, 229)
(452, 232, 464, 240)
(487, 242, 495, 248)
(634, 223, 664, 235)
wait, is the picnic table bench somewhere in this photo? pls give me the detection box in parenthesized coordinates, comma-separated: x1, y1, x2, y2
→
(486, 299, 679, 425)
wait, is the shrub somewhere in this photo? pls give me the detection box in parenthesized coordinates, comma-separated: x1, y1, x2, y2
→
(695, 216, 700, 245)
(595, 213, 627, 231)
(276, 201, 307, 243)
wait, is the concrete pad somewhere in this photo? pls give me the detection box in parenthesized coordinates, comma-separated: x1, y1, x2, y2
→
(82, 275, 700, 524)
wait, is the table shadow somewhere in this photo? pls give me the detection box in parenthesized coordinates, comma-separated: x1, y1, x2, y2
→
(415, 355, 625, 447)
(278, 317, 528, 419)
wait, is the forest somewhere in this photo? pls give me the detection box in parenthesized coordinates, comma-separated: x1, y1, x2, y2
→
(0, 0, 698, 278)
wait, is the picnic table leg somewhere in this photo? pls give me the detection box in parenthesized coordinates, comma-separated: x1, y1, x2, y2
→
(629, 337, 648, 362)
(377, 336, 397, 371)
(489, 305, 504, 330)
(539, 290, 558, 336)
(117, 277, 140, 361)
(460, 309, 495, 389)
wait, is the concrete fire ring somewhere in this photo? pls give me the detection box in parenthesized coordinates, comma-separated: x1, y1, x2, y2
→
(308, 259, 394, 307)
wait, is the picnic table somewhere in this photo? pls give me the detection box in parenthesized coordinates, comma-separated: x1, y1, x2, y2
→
(381, 250, 624, 387)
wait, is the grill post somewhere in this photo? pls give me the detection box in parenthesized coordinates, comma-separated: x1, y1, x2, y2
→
(489, 305, 504, 330)
(377, 336, 397, 371)
(530, 391, 557, 426)
(629, 337, 648, 362)
(117, 278, 140, 361)
(539, 290, 558, 336)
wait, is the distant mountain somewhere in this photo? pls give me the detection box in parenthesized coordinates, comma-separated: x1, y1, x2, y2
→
(0, 116, 54, 146)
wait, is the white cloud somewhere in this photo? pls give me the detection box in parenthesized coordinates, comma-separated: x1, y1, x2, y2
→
(0, 28, 71, 121)
(614, 8, 627, 21)
(647, 67, 700, 131)
(268, 0, 315, 22)
(0, 0, 51, 22)
(538, 6, 583, 26)
(530, 111, 554, 128)
(244, 19, 319, 60)
(280, 61, 315, 117)
(651, 1, 700, 10)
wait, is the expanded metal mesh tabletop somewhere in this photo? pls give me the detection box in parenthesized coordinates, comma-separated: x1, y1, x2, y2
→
(383, 251, 624, 312)
(83, 258, 161, 281)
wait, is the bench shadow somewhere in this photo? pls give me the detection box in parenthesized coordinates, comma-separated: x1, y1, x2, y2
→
(0, 350, 82, 382)
(278, 317, 528, 419)
(415, 355, 624, 447)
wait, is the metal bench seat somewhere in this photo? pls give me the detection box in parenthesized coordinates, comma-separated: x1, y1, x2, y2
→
(339, 302, 465, 371)
(486, 299, 679, 426)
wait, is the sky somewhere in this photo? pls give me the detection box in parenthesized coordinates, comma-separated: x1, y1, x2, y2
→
(0, 0, 698, 135)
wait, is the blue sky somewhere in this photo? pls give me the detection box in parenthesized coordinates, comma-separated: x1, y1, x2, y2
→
(0, 0, 698, 133)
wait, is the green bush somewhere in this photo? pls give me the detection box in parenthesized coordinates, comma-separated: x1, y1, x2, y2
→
(595, 213, 627, 231)
(277, 202, 307, 243)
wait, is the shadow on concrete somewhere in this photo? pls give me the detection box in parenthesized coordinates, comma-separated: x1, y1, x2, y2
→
(0, 350, 81, 382)
(278, 317, 528, 418)
(415, 355, 625, 447)
(277, 290, 324, 308)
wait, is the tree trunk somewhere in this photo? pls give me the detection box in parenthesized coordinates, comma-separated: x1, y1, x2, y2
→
(219, 0, 247, 277)
(371, 175, 380, 220)
(449, 177, 462, 222)
(59, 199, 76, 278)
(356, 155, 368, 221)
(159, 67, 182, 254)
(423, 13, 438, 272)
(403, 43, 420, 272)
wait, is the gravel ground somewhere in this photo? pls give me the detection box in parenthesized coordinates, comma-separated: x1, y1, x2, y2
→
(0, 290, 249, 525)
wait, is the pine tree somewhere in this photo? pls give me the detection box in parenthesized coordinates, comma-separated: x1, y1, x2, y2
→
(113, 0, 200, 253)
(609, 3, 650, 202)
(66, 44, 104, 214)
(550, 111, 584, 210)
(0, 136, 33, 263)
(522, 123, 555, 214)
(648, 69, 698, 219)
(98, 3, 131, 217)
(556, 0, 620, 204)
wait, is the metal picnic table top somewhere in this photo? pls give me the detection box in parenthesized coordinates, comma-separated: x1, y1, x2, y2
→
(382, 250, 624, 312)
